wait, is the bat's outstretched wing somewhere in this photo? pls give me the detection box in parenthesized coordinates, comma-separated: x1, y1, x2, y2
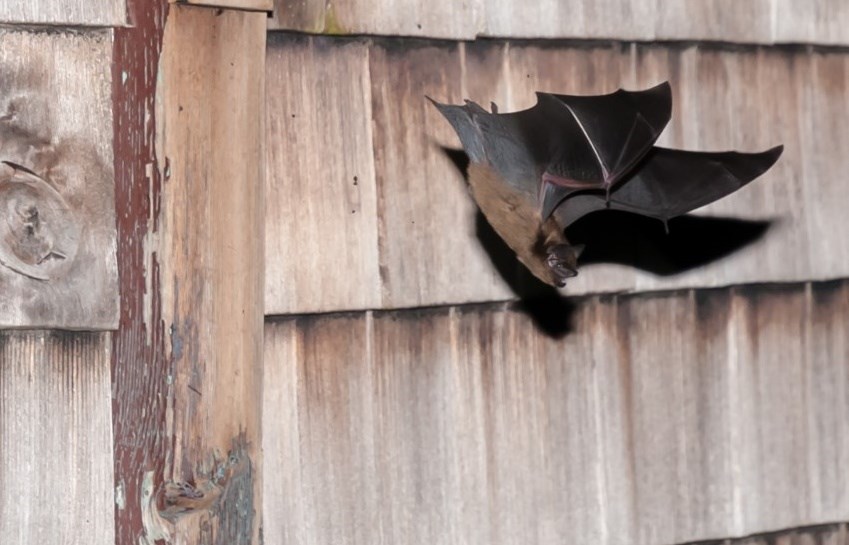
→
(429, 82, 672, 208)
(551, 145, 784, 229)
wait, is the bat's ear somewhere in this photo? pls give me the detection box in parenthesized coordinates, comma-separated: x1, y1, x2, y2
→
(571, 244, 585, 260)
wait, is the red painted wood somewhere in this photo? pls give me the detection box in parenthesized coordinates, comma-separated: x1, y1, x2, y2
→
(111, 2, 170, 543)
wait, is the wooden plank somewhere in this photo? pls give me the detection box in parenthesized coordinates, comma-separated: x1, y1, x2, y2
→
(0, 28, 118, 329)
(774, 0, 849, 45)
(367, 40, 513, 308)
(110, 3, 170, 545)
(262, 280, 849, 545)
(154, 5, 266, 544)
(0, 0, 125, 25)
(0, 331, 114, 545)
(170, 0, 273, 11)
(268, 0, 849, 44)
(265, 35, 381, 314)
(269, 0, 482, 38)
(483, 0, 653, 41)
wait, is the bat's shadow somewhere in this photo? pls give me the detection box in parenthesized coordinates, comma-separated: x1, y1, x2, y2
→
(442, 147, 772, 339)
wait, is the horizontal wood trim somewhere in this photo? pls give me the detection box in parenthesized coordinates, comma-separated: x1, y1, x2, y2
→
(170, 0, 273, 12)
(268, 0, 849, 46)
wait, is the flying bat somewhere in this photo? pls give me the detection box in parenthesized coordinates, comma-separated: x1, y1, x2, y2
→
(429, 82, 783, 287)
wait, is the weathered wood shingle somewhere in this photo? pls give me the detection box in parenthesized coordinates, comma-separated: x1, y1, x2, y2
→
(265, 38, 849, 314)
(263, 280, 849, 545)
(0, 28, 118, 329)
(0, 332, 114, 545)
(269, 0, 849, 45)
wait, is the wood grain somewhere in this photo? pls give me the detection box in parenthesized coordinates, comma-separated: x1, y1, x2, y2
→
(0, 331, 114, 545)
(269, 0, 482, 38)
(263, 280, 849, 545)
(110, 3, 170, 545)
(155, 5, 266, 543)
(169, 0, 273, 11)
(265, 35, 381, 314)
(266, 39, 849, 313)
(368, 40, 513, 308)
(0, 0, 125, 25)
(0, 28, 118, 329)
(269, 0, 849, 45)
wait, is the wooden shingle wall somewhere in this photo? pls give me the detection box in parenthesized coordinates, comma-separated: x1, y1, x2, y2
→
(270, 0, 849, 45)
(0, 0, 126, 26)
(0, 332, 114, 545)
(265, 37, 849, 314)
(263, 280, 849, 545)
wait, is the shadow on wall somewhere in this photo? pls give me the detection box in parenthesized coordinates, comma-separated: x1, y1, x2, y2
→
(443, 147, 772, 339)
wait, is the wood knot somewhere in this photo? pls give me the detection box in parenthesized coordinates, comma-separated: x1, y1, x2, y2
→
(0, 161, 80, 281)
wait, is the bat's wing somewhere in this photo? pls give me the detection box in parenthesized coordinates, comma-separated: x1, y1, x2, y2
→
(428, 81, 672, 206)
(551, 145, 784, 229)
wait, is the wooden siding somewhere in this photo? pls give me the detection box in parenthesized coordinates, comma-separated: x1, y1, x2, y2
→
(265, 37, 849, 314)
(0, 332, 114, 545)
(269, 0, 849, 45)
(0, 0, 125, 26)
(0, 28, 118, 329)
(263, 279, 849, 545)
(171, 0, 273, 11)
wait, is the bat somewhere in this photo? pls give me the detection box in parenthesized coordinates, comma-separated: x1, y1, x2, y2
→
(429, 83, 783, 287)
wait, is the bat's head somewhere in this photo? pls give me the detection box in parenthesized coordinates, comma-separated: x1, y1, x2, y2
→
(544, 243, 583, 287)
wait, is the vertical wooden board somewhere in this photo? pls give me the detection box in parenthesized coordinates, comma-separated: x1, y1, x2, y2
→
(156, 6, 266, 543)
(729, 286, 813, 531)
(805, 282, 849, 519)
(0, 0, 125, 25)
(0, 332, 114, 545)
(653, 0, 773, 43)
(265, 35, 380, 314)
(261, 320, 302, 545)
(797, 52, 849, 278)
(621, 291, 740, 544)
(110, 2, 169, 544)
(774, 0, 849, 44)
(370, 41, 512, 308)
(271, 0, 483, 38)
(263, 315, 380, 545)
(0, 29, 118, 329)
(370, 308, 491, 544)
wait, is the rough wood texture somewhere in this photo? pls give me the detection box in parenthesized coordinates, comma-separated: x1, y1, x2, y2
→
(269, 0, 482, 38)
(265, 39, 849, 313)
(265, 35, 381, 313)
(0, 28, 118, 329)
(263, 280, 849, 545)
(111, 3, 170, 545)
(269, 0, 849, 45)
(1, 331, 114, 545)
(0, 0, 125, 25)
(170, 0, 273, 11)
(154, 5, 266, 543)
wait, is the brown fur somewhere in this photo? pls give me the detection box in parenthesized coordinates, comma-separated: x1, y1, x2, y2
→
(467, 163, 575, 286)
